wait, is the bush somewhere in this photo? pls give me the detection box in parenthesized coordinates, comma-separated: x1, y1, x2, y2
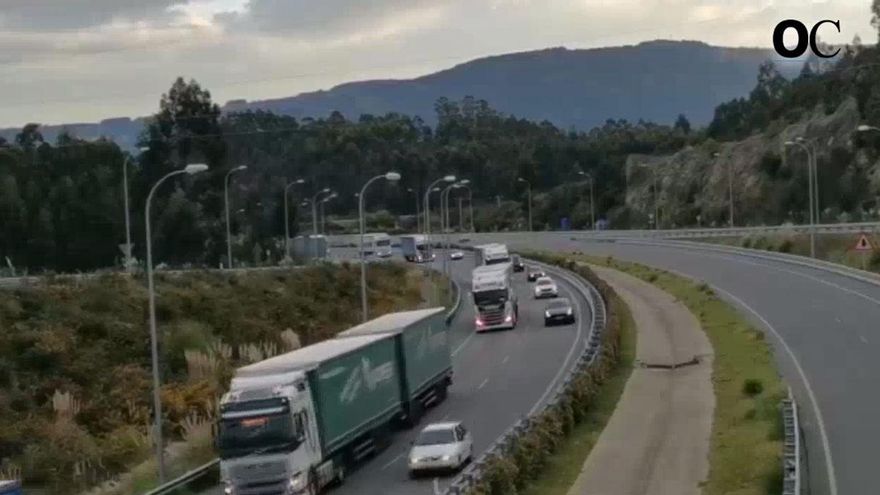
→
(743, 378, 764, 397)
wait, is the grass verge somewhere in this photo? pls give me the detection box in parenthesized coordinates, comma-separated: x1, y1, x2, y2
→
(520, 283, 637, 495)
(580, 254, 785, 495)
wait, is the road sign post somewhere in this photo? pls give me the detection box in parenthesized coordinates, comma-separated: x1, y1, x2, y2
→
(853, 233, 874, 270)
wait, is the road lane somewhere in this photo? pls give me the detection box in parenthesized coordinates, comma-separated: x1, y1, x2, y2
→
(205, 249, 593, 495)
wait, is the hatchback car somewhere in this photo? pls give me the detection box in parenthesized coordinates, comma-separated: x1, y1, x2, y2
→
(533, 276, 559, 299)
(527, 267, 545, 282)
(408, 422, 473, 477)
(449, 251, 464, 260)
(544, 298, 575, 325)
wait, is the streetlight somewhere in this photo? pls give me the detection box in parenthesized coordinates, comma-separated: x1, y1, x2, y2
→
(320, 192, 337, 234)
(452, 180, 471, 233)
(784, 140, 816, 257)
(310, 188, 332, 260)
(144, 162, 209, 483)
(517, 177, 532, 232)
(577, 170, 595, 230)
(359, 172, 401, 321)
(423, 175, 456, 244)
(407, 187, 421, 233)
(121, 146, 149, 271)
(455, 183, 474, 232)
(283, 179, 306, 261)
(224, 165, 248, 269)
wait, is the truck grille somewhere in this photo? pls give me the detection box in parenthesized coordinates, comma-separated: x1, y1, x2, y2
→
(230, 460, 288, 494)
(480, 307, 506, 325)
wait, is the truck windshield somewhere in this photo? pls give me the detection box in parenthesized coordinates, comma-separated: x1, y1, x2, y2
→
(473, 289, 508, 306)
(485, 257, 510, 265)
(218, 411, 298, 459)
(377, 239, 391, 247)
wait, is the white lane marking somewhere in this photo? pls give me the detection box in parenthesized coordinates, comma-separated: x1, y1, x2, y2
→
(696, 249, 880, 308)
(477, 378, 489, 390)
(381, 451, 406, 471)
(433, 478, 442, 495)
(452, 332, 475, 358)
(502, 355, 510, 364)
(709, 284, 838, 495)
(527, 263, 589, 416)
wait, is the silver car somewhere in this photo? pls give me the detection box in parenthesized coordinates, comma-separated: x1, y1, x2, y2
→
(408, 422, 473, 476)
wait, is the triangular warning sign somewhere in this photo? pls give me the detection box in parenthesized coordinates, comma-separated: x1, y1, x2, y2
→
(854, 234, 874, 252)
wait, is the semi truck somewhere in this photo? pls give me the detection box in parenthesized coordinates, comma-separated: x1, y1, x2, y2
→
(218, 307, 451, 495)
(293, 235, 328, 260)
(472, 263, 518, 331)
(473, 243, 510, 267)
(361, 233, 392, 258)
(400, 235, 433, 263)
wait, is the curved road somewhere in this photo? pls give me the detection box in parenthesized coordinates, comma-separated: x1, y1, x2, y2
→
(207, 250, 593, 495)
(464, 232, 880, 495)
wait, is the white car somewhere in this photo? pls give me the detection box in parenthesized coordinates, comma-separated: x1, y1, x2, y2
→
(376, 250, 393, 258)
(449, 251, 464, 260)
(408, 422, 473, 476)
(534, 276, 559, 299)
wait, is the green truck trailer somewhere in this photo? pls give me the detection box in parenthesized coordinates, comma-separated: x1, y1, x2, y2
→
(217, 307, 451, 495)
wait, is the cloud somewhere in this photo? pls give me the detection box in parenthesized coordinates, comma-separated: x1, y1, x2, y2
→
(0, 0, 874, 127)
(0, 0, 187, 30)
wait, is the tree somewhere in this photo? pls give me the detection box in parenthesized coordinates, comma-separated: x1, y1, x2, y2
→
(872, 0, 880, 38)
(674, 114, 691, 134)
(15, 123, 43, 151)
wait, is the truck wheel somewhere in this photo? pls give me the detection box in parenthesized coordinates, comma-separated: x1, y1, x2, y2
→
(436, 382, 449, 403)
(407, 401, 423, 428)
(306, 471, 319, 495)
(335, 464, 346, 486)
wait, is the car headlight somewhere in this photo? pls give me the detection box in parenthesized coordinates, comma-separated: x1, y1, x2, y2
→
(441, 455, 451, 461)
(224, 481, 235, 495)
(545, 311, 551, 318)
(288, 472, 306, 492)
(566, 308, 573, 316)
(410, 456, 423, 465)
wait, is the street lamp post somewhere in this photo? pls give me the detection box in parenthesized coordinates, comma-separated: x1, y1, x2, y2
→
(577, 170, 595, 229)
(283, 179, 305, 261)
(407, 188, 421, 233)
(310, 188, 331, 260)
(517, 177, 532, 231)
(455, 183, 474, 232)
(359, 172, 401, 321)
(120, 147, 149, 271)
(423, 175, 457, 244)
(144, 163, 209, 483)
(320, 192, 337, 234)
(224, 165, 247, 269)
(784, 140, 816, 257)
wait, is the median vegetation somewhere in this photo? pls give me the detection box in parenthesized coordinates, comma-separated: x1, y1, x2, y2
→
(581, 254, 786, 495)
(0, 263, 429, 494)
(460, 253, 629, 495)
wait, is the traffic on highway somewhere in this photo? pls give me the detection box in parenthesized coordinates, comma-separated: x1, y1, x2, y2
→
(210, 241, 588, 495)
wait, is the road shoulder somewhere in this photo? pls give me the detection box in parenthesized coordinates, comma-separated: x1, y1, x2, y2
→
(566, 265, 715, 495)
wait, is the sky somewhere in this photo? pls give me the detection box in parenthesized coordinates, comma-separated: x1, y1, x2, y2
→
(0, 0, 874, 127)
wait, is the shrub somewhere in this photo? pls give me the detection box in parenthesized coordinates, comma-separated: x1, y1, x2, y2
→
(743, 378, 764, 397)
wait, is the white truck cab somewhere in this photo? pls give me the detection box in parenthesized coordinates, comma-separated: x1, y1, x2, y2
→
(471, 263, 518, 332)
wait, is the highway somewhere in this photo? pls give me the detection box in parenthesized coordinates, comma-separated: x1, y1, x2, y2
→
(205, 249, 593, 495)
(458, 232, 880, 495)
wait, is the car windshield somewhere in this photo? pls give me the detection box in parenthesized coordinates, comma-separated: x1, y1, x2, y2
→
(537, 279, 553, 286)
(415, 428, 456, 446)
(548, 299, 570, 309)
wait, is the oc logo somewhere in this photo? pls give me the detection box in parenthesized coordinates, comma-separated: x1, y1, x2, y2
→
(773, 19, 840, 58)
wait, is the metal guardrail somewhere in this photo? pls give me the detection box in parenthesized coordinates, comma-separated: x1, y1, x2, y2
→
(442, 257, 607, 495)
(142, 459, 219, 495)
(782, 389, 801, 495)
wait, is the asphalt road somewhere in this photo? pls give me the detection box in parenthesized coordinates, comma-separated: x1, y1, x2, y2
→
(207, 249, 593, 495)
(462, 233, 880, 495)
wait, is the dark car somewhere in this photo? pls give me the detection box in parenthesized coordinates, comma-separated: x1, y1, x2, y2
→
(544, 298, 575, 326)
(511, 254, 525, 272)
(527, 267, 545, 282)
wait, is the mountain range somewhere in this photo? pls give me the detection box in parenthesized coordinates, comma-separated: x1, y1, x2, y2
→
(1, 40, 795, 149)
